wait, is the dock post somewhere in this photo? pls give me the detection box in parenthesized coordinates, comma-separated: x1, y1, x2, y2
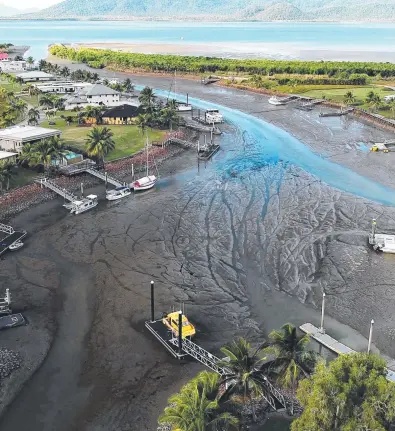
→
(81, 182, 84, 197)
(367, 319, 374, 353)
(5, 289, 10, 306)
(187, 93, 189, 105)
(131, 164, 134, 180)
(150, 281, 155, 322)
(319, 292, 326, 334)
(178, 311, 183, 357)
(105, 172, 108, 189)
(372, 219, 377, 240)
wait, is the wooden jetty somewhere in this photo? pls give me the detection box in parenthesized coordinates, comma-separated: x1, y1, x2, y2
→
(300, 322, 395, 382)
(0, 224, 27, 256)
(145, 281, 287, 412)
(319, 108, 353, 117)
(198, 144, 220, 161)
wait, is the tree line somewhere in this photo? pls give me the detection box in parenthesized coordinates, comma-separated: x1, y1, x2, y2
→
(159, 323, 395, 431)
(50, 45, 395, 78)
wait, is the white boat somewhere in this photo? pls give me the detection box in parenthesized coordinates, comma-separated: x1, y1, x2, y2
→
(130, 137, 158, 192)
(69, 194, 98, 215)
(9, 241, 23, 251)
(205, 109, 223, 124)
(131, 175, 157, 191)
(268, 96, 286, 106)
(177, 103, 192, 112)
(106, 186, 131, 201)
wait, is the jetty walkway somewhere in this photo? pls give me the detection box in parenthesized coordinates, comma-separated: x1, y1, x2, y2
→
(300, 323, 395, 382)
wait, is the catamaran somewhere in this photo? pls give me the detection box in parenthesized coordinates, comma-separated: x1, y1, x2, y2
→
(106, 185, 132, 201)
(130, 137, 158, 192)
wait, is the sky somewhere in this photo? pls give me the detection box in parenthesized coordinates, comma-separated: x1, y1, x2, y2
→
(1, 0, 60, 8)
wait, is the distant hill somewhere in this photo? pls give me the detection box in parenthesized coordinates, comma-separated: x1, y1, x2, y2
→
(19, 0, 395, 21)
(0, 3, 39, 17)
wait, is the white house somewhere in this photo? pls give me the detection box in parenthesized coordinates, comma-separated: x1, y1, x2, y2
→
(33, 81, 93, 94)
(86, 84, 120, 105)
(384, 95, 395, 102)
(0, 126, 61, 154)
(16, 71, 54, 82)
(64, 83, 121, 110)
(0, 150, 18, 163)
(0, 60, 27, 72)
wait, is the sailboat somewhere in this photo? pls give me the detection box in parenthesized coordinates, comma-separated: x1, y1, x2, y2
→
(172, 70, 192, 112)
(130, 137, 158, 191)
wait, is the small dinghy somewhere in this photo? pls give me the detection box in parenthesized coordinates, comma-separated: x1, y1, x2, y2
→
(9, 241, 23, 251)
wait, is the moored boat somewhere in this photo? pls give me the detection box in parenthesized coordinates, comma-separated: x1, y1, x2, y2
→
(268, 96, 286, 106)
(69, 194, 98, 214)
(106, 186, 131, 201)
(130, 175, 157, 191)
(162, 311, 196, 338)
(9, 241, 23, 251)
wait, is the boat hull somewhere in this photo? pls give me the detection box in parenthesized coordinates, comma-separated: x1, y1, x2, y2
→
(73, 203, 98, 214)
(106, 191, 132, 201)
(130, 175, 157, 191)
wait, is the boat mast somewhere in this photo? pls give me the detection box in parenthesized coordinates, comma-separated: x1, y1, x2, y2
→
(146, 134, 149, 177)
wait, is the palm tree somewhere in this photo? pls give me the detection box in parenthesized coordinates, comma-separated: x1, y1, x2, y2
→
(39, 93, 55, 110)
(218, 337, 269, 422)
(160, 106, 179, 130)
(28, 107, 40, 125)
(0, 162, 14, 191)
(26, 56, 34, 67)
(122, 78, 134, 93)
(38, 59, 47, 71)
(85, 126, 115, 166)
(369, 94, 382, 112)
(139, 86, 156, 114)
(19, 137, 66, 171)
(343, 91, 356, 105)
(366, 90, 378, 104)
(267, 323, 318, 414)
(159, 371, 238, 431)
(135, 113, 151, 134)
(390, 99, 395, 119)
(85, 106, 103, 125)
(61, 66, 70, 78)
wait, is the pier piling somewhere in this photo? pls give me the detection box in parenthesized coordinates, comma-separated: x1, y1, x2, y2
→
(178, 312, 183, 356)
(150, 281, 155, 322)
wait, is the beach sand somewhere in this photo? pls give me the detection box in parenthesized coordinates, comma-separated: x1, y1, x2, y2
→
(2, 66, 395, 431)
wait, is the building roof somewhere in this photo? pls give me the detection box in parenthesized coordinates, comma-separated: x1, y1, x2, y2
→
(0, 150, 17, 160)
(0, 126, 61, 142)
(16, 71, 53, 79)
(102, 104, 142, 118)
(85, 83, 119, 97)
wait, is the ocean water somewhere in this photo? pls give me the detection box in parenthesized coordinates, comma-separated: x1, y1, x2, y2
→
(1, 20, 395, 61)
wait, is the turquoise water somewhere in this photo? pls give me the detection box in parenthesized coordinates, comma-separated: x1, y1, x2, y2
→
(1, 20, 395, 60)
(145, 85, 395, 207)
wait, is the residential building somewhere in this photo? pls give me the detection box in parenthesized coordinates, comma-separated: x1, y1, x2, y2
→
(16, 71, 54, 82)
(64, 83, 121, 110)
(0, 53, 9, 61)
(0, 126, 61, 153)
(0, 60, 27, 72)
(32, 81, 93, 94)
(101, 104, 142, 125)
(0, 151, 17, 163)
(85, 84, 120, 105)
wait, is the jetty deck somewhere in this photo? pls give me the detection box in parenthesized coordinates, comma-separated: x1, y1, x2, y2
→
(300, 323, 395, 382)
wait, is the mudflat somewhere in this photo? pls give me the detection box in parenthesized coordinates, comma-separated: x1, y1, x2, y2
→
(1, 69, 395, 431)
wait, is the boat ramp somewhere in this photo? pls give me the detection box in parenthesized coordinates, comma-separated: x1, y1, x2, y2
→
(0, 223, 27, 256)
(145, 282, 286, 412)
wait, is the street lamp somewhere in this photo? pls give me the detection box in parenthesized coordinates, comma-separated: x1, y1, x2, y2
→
(319, 292, 326, 334)
(367, 319, 374, 353)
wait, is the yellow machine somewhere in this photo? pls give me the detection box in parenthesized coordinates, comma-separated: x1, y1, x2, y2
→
(162, 311, 196, 338)
(370, 145, 379, 152)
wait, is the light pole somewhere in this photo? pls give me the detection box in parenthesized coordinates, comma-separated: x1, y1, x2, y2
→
(367, 319, 374, 353)
(319, 292, 326, 334)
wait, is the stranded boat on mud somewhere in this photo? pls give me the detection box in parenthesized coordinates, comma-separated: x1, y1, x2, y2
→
(162, 311, 196, 338)
(130, 137, 158, 192)
(66, 195, 98, 215)
(106, 186, 131, 201)
(268, 96, 286, 106)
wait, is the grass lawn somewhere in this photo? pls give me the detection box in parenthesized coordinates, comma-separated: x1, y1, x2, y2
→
(301, 86, 390, 104)
(8, 166, 38, 190)
(0, 80, 23, 93)
(41, 117, 166, 161)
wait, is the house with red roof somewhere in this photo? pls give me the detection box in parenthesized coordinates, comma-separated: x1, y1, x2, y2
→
(0, 53, 9, 60)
